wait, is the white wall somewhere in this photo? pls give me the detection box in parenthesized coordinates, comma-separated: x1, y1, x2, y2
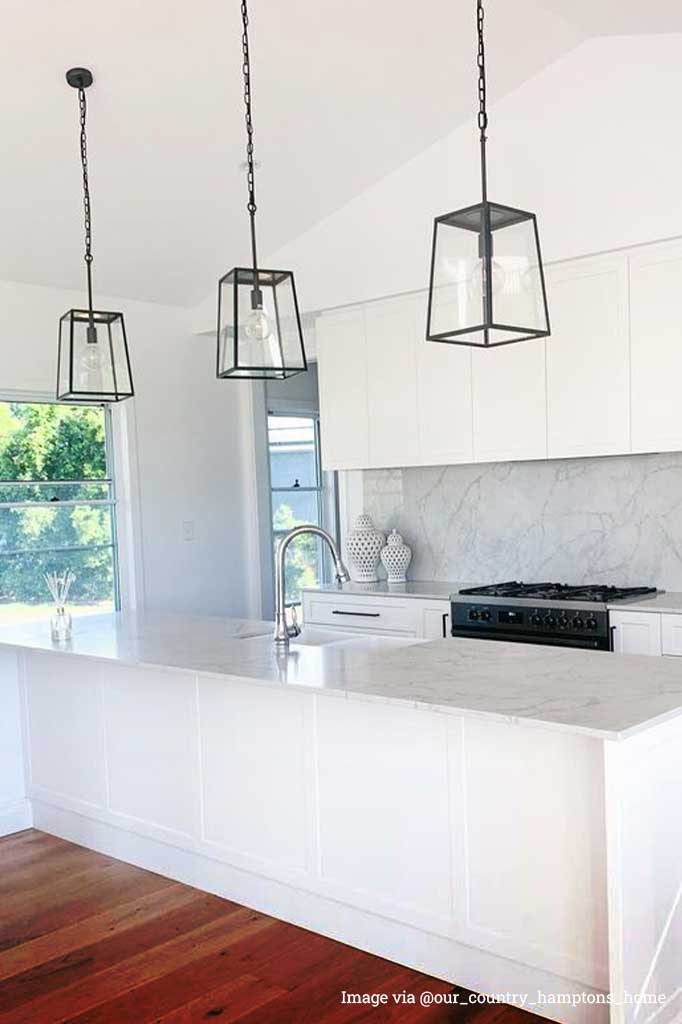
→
(0, 278, 254, 618)
(265, 35, 682, 313)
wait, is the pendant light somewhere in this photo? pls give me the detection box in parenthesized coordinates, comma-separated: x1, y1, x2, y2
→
(426, 0, 550, 348)
(217, 0, 307, 380)
(57, 68, 134, 403)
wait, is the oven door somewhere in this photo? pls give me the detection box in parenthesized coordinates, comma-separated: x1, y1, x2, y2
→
(450, 627, 611, 651)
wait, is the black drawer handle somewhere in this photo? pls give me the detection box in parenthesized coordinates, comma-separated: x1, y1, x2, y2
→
(331, 610, 381, 618)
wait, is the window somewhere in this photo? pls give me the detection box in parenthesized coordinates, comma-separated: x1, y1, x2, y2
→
(268, 413, 337, 611)
(0, 400, 120, 624)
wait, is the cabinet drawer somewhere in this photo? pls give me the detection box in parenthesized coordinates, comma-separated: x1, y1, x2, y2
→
(661, 614, 682, 656)
(303, 594, 419, 635)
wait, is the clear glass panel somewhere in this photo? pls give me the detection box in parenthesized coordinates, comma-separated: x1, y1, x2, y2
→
(268, 416, 317, 488)
(0, 504, 114, 554)
(489, 211, 549, 332)
(271, 490, 319, 530)
(272, 532, 324, 608)
(429, 208, 486, 339)
(0, 544, 116, 624)
(59, 312, 133, 400)
(0, 401, 108, 480)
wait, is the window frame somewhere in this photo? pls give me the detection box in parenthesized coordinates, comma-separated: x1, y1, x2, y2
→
(267, 409, 339, 603)
(0, 394, 122, 613)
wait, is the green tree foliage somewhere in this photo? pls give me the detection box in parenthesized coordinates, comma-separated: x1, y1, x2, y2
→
(0, 403, 114, 605)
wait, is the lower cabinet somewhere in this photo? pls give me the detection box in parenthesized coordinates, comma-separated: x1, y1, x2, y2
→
(609, 610, 662, 656)
(302, 590, 451, 640)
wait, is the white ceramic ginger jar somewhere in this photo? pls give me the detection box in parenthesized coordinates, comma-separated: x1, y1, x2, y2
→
(346, 513, 385, 583)
(380, 529, 412, 583)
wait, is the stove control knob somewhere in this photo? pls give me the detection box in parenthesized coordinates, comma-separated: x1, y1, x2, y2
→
(558, 616, 569, 630)
(544, 614, 557, 628)
(531, 613, 542, 627)
(572, 617, 584, 630)
(480, 609, 491, 622)
(586, 618, 598, 631)
(469, 609, 480, 621)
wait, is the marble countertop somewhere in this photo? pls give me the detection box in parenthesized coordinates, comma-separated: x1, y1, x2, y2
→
(2, 611, 682, 741)
(608, 592, 682, 614)
(303, 581, 471, 601)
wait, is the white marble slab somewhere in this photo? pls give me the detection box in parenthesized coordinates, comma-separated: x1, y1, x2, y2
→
(303, 580, 471, 601)
(608, 591, 682, 614)
(2, 611, 682, 741)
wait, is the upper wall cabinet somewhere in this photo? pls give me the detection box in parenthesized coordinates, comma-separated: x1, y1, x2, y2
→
(545, 255, 629, 459)
(414, 293, 474, 467)
(471, 338, 547, 463)
(316, 237, 682, 472)
(365, 298, 419, 468)
(317, 308, 369, 470)
(630, 240, 682, 453)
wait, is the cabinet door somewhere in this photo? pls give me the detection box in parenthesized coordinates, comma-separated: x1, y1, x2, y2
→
(365, 298, 419, 468)
(630, 240, 682, 453)
(610, 611, 661, 656)
(421, 603, 452, 639)
(414, 293, 474, 466)
(316, 308, 369, 470)
(661, 614, 682, 656)
(546, 256, 629, 458)
(471, 338, 547, 463)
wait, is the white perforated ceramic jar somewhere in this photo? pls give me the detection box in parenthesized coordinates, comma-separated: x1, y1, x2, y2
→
(346, 513, 385, 583)
(380, 529, 412, 583)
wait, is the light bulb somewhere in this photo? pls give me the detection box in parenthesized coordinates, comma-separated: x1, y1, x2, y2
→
(78, 343, 102, 388)
(468, 258, 506, 305)
(245, 308, 274, 342)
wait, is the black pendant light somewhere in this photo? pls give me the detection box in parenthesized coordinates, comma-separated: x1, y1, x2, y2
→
(217, 0, 307, 380)
(426, 1, 550, 348)
(57, 68, 134, 403)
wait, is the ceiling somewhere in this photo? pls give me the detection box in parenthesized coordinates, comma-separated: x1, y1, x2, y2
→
(0, 0, 679, 308)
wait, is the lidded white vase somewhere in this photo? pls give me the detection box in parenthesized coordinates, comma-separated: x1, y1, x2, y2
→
(346, 513, 385, 583)
(380, 529, 412, 583)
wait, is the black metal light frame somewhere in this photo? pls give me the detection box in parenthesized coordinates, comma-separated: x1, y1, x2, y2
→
(217, 268, 307, 380)
(426, 1, 551, 349)
(57, 309, 134, 403)
(216, 0, 308, 381)
(57, 67, 134, 403)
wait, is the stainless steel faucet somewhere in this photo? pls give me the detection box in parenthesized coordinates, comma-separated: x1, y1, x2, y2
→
(274, 525, 350, 649)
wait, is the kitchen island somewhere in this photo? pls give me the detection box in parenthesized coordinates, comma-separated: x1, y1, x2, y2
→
(1, 611, 680, 1024)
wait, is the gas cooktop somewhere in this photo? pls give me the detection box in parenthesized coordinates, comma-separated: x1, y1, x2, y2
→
(458, 581, 657, 603)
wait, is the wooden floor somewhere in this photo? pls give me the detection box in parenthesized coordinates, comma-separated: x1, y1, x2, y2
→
(0, 831, 537, 1024)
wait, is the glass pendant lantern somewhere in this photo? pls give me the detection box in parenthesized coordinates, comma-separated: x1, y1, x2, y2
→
(57, 68, 134, 403)
(426, 1, 550, 348)
(217, 0, 307, 380)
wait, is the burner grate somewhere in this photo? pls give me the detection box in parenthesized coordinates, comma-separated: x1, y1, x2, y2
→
(459, 581, 657, 603)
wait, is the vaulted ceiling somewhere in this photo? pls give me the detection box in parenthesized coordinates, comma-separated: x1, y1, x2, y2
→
(0, 0, 680, 307)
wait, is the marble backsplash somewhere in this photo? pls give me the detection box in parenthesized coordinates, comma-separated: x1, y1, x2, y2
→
(362, 453, 682, 591)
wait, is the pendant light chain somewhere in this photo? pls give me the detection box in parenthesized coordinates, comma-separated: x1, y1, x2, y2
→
(476, 0, 488, 202)
(76, 85, 95, 317)
(240, 0, 259, 279)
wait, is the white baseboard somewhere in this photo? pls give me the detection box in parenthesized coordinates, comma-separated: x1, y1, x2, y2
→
(31, 799, 606, 1024)
(0, 798, 32, 837)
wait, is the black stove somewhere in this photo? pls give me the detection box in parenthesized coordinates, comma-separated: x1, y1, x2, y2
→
(450, 580, 657, 650)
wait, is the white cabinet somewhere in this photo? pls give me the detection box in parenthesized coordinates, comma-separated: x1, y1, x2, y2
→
(317, 308, 369, 469)
(661, 614, 682, 656)
(365, 298, 419, 468)
(630, 240, 682, 453)
(545, 255, 629, 458)
(302, 590, 451, 640)
(610, 611, 662, 656)
(414, 293, 474, 466)
(471, 338, 547, 463)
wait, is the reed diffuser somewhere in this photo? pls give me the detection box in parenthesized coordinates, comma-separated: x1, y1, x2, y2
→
(45, 570, 75, 642)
